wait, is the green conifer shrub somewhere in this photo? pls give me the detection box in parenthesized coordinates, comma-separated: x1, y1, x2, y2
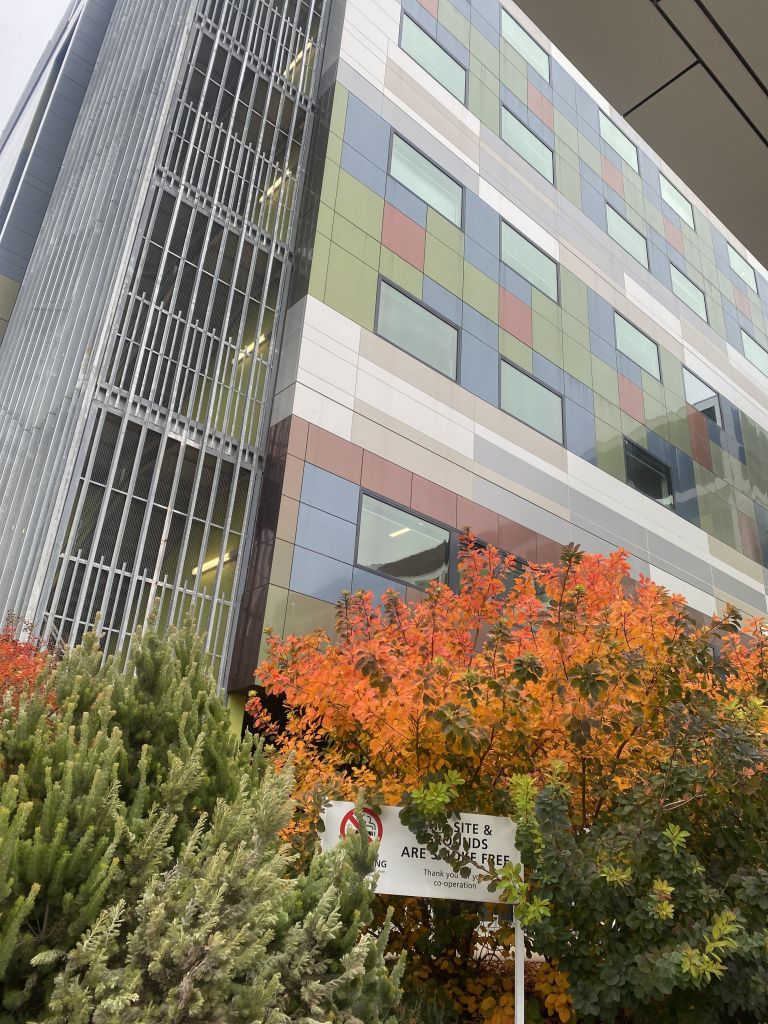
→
(0, 623, 401, 1022)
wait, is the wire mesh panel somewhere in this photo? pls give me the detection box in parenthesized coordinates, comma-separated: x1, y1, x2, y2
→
(42, 0, 325, 678)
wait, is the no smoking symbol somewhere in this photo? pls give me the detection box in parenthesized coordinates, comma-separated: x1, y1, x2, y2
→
(339, 807, 383, 843)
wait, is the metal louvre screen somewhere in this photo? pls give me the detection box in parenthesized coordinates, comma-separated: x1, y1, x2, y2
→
(42, 0, 325, 677)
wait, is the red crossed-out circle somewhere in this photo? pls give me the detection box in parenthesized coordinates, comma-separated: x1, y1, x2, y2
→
(339, 807, 383, 843)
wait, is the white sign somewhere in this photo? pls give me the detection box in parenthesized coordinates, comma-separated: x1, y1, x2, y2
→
(321, 802, 519, 903)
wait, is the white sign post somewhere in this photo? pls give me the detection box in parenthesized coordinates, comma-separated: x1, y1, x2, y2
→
(321, 802, 525, 1024)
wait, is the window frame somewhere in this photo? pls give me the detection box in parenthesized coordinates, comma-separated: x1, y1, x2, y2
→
(500, 104, 555, 184)
(659, 174, 695, 229)
(682, 366, 722, 426)
(398, 13, 468, 104)
(388, 130, 465, 228)
(355, 491, 536, 596)
(741, 327, 768, 378)
(375, 276, 461, 381)
(500, 8, 550, 83)
(623, 437, 675, 511)
(605, 203, 649, 269)
(499, 219, 560, 303)
(598, 111, 639, 172)
(669, 263, 709, 322)
(727, 242, 758, 294)
(613, 310, 661, 381)
(354, 490, 458, 592)
(499, 357, 566, 446)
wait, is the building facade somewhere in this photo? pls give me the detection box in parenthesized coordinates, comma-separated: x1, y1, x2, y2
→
(226, 0, 768, 699)
(2, 0, 768, 705)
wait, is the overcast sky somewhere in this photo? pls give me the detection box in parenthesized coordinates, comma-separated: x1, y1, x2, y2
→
(0, 1, 73, 130)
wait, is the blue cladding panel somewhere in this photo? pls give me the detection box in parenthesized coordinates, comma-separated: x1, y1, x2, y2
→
(754, 502, 768, 568)
(581, 182, 607, 230)
(340, 143, 387, 196)
(574, 85, 599, 130)
(551, 59, 577, 107)
(460, 333, 499, 405)
(424, 277, 463, 322)
(500, 264, 533, 304)
(648, 243, 672, 288)
(464, 237, 499, 281)
(590, 332, 617, 369)
(463, 303, 498, 347)
(565, 399, 597, 464)
(300, 465, 360, 523)
(587, 290, 615, 341)
(564, 372, 594, 412)
(290, 547, 354, 603)
(672, 449, 700, 526)
(532, 352, 564, 392)
(464, 189, 500, 255)
(646, 429, 676, 468)
(295, 504, 357, 563)
(344, 95, 390, 170)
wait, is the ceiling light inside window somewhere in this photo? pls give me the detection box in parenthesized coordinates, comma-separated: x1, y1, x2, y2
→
(192, 550, 236, 576)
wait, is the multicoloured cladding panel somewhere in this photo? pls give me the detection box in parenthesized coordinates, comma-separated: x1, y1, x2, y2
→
(257, 414, 570, 669)
(231, 0, 768, 689)
(246, 408, 763, 688)
(301, 1, 768, 573)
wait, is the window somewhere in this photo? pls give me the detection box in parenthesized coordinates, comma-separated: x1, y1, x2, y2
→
(501, 222, 558, 301)
(659, 174, 694, 229)
(501, 107, 554, 183)
(606, 205, 648, 268)
(727, 243, 757, 294)
(742, 329, 768, 377)
(614, 313, 660, 379)
(500, 10, 549, 81)
(598, 111, 639, 173)
(683, 367, 721, 425)
(500, 361, 563, 443)
(670, 264, 708, 321)
(624, 439, 673, 509)
(377, 280, 458, 377)
(389, 134, 462, 226)
(357, 495, 450, 588)
(400, 15, 466, 102)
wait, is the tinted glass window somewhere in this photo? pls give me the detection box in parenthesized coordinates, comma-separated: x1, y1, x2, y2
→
(624, 439, 673, 508)
(614, 313, 660, 379)
(606, 206, 648, 268)
(501, 222, 558, 301)
(400, 15, 465, 102)
(742, 329, 768, 377)
(501, 108, 554, 183)
(670, 265, 708, 321)
(500, 10, 549, 82)
(390, 135, 462, 226)
(358, 495, 450, 588)
(660, 175, 694, 228)
(377, 281, 458, 377)
(728, 243, 757, 293)
(598, 111, 638, 172)
(501, 362, 563, 443)
(683, 367, 721, 425)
